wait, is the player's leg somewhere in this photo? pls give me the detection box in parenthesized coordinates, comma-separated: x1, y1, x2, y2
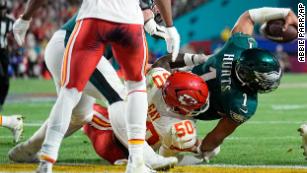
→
(9, 94, 94, 163)
(108, 103, 177, 170)
(44, 30, 67, 94)
(0, 49, 9, 111)
(37, 19, 105, 172)
(8, 30, 66, 162)
(0, 114, 23, 143)
(83, 104, 128, 164)
(109, 24, 148, 173)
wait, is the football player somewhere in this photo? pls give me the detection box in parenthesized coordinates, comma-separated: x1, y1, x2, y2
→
(82, 69, 209, 167)
(10, 5, 178, 173)
(0, 114, 23, 143)
(13, 0, 179, 173)
(151, 7, 298, 162)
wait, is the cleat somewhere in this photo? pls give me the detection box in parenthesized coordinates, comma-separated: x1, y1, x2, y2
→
(125, 156, 156, 173)
(298, 124, 307, 160)
(10, 115, 24, 143)
(151, 156, 178, 171)
(8, 142, 39, 163)
(114, 159, 128, 165)
(36, 161, 53, 173)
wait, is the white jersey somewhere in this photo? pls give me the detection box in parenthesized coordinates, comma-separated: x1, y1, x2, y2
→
(77, 0, 144, 25)
(146, 68, 197, 153)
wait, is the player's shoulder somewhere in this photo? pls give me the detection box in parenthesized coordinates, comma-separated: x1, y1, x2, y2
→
(228, 89, 258, 123)
(146, 67, 171, 89)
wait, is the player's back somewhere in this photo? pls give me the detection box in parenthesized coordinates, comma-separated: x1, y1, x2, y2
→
(77, 0, 143, 25)
(192, 33, 258, 123)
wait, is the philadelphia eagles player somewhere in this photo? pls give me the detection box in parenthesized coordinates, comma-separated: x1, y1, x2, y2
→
(152, 7, 298, 161)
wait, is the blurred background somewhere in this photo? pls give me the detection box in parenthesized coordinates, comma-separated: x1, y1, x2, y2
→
(4, 0, 307, 79)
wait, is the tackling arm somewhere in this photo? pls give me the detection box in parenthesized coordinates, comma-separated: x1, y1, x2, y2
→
(21, 0, 48, 20)
(152, 53, 209, 71)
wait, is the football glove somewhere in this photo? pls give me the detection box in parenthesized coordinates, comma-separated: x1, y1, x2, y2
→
(13, 18, 30, 46)
(144, 18, 167, 40)
(165, 27, 180, 62)
(197, 145, 221, 163)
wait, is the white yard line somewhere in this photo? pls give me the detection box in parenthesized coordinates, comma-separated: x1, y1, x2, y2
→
(199, 164, 307, 169)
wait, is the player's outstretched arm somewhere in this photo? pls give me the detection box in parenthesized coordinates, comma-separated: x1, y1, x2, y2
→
(232, 7, 296, 35)
(198, 117, 239, 161)
(13, 0, 47, 46)
(155, 0, 180, 62)
(152, 53, 209, 71)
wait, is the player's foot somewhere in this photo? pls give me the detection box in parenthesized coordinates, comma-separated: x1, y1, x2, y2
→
(125, 156, 156, 173)
(36, 161, 53, 173)
(10, 115, 24, 143)
(151, 156, 178, 171)
(8, 142, 39, 163)
(298, 124, 307, 159)
(114, 159, 128, 165)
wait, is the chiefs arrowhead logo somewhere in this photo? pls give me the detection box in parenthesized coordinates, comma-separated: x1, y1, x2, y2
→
(178, 94, 198, 106)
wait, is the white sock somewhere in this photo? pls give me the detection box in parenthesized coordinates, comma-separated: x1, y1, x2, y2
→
(40, 88, 81, 162)
(125, 80, 148, 159)
(0, 115, 18, 129)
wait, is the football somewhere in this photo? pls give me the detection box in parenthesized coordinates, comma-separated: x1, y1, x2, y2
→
(260, 19, 298, 43)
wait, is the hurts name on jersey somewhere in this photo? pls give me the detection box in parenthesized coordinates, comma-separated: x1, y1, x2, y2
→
(221, 54, 234, 92)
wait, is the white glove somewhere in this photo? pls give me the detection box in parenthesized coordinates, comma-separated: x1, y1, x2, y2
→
(165, 27, 180, 62)
(13, 18, 30, 46)
(144, 18, 167, 40)
(197, 145, 221, 163)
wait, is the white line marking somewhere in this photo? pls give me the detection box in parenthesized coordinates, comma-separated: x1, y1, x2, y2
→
(226, 136, 298, 140)
(272, 104, 307, 110)
(199, 164, 307, 169)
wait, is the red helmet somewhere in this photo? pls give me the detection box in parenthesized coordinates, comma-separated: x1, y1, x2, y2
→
(162, 71, 209, 116)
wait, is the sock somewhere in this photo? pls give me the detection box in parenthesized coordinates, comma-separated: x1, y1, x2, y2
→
(0, 115, 18, 129)
(126, 80, 148, 160)
(40, 88, 81, 162)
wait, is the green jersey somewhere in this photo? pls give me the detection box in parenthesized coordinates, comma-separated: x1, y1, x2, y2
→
(192, 33, 258, 124)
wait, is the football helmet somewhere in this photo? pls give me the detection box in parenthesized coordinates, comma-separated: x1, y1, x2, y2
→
(162, 71, 209, 116)
(235, 48, 282, 93)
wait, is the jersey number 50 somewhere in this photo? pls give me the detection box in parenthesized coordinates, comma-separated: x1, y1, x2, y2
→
(174, 120, 194, 138)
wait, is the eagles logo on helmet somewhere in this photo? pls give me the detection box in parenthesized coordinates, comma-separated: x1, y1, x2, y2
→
(162, 71, 209, 116)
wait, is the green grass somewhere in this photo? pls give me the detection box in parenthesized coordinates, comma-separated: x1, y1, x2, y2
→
(0, 74, 307, 166)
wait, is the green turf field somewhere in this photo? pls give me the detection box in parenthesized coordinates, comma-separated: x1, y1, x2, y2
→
(0, 74, 307, 167)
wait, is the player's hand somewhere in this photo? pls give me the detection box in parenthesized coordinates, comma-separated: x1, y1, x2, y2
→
(144, 18, 167, 40)
(165, 27, 180, 62)
(284, 10, 298, 31)
(13, 17, 30, 46)
(197, 145, 221, 163)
